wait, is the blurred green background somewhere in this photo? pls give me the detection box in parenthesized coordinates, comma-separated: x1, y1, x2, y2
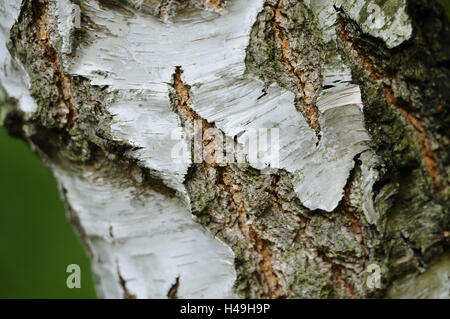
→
(0, 1, 449, 300)
(0, 99, 96, 298)
(444, 0, 450, 13)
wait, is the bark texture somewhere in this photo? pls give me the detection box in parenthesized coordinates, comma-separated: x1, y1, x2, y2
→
(0, 0, 449, 298)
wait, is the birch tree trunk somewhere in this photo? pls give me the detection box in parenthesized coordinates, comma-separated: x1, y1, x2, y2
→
(1, 0, 449, 299)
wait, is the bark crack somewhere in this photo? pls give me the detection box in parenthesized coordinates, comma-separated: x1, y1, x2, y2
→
(338, 155, 370, 257)
(31, 0, 78, 129)
(217, 166, 282, 299)
(172, 66, 282, 298)
(116, 259, 137, 299)
(265, 0, 321, 140)
(167, 276, 180, 299)
(316, 250, 358, 299)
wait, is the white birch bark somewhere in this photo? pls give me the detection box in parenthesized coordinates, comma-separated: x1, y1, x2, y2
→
(1, 0, 449, 298)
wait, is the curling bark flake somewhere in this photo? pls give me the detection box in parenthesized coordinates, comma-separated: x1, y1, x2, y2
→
(1, 0, 449, 299)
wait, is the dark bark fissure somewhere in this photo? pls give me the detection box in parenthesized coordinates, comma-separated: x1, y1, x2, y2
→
(336, 0, 450, 286)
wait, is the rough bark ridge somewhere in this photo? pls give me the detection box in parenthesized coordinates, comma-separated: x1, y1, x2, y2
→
(0, 0, 449, 298)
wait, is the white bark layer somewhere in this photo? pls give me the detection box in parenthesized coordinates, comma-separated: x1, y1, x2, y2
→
(53, 163, 236, 298)
(1, 0, 448, 299)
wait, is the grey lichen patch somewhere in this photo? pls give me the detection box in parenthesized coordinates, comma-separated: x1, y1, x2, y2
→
(246, 0, 324, 91)
(288, 249, 333, 299)
(273, 0, 324, 93)
(308, 214, 365, 260)
(245, 6, 290, 90)
(232, 167, 273, 216)
(245, 0, 324, 135)
(184, 164, 219, 216)
(68, 77, 122, 152)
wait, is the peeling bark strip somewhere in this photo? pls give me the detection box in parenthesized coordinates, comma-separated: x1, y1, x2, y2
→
(1, 0, 449, 299)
